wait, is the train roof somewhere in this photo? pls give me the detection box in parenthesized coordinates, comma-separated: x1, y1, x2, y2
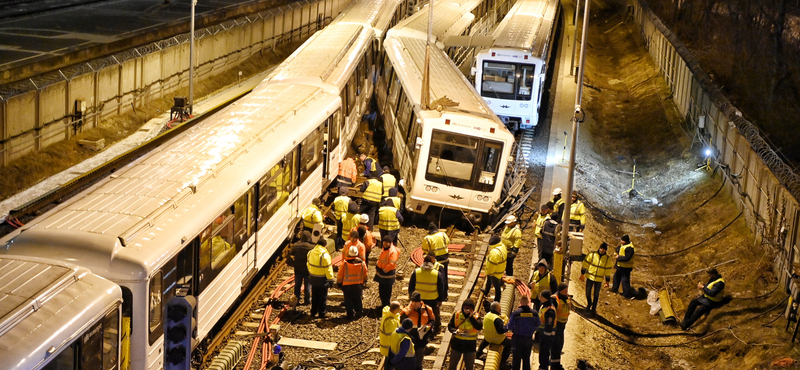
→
(0, 255, 121, 370)
(389, 0, 481, 43)
(2, 83, 339, 281)
(491, 0, 559, 56)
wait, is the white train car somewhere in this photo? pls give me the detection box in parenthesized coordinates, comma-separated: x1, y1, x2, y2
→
(377, 0, 515, 222)
(472, 0, 560, 131)
(0, 255, 122, 370)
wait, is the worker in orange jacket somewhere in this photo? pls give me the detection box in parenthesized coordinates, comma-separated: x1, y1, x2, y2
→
(337, 156, 358, 187)
(337, 245, 368, 319)
(375, 235, 400, 307)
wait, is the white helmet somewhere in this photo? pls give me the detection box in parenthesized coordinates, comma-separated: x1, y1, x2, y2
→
(359, 214, 369, 224)
(505, 215, 517, 224)
(552, 188, 563, 196)
(348, 246, 359, 257)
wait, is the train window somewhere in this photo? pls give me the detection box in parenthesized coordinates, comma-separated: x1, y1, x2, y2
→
(258, 160, 289, 225)
(382, 55, 393, 84)
(387, 73, 402, 117)
(148, 271, 162, 341)
(358, 56, 367, 87)
(346, 75, 357, 113)
(406, 113, 421, 167)
(80, 322, 104, 368)
(328, 110, 341, 150)
(197, 208, 237, 292)
(396, 93, 412, 140)
(43, 343, 75, 370)
(517, 64, 536, 100)
(120, 287, 132, 369)
(481, 62, 516, 100)
(477, 141, 503, 191)
(234, 189, 256, 250)
(300, 125, 323, 183)
(425, 130, 479, 188)
(102, 308, 120, 370)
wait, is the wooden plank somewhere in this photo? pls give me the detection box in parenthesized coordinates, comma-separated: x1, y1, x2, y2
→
(277, 337, 338, 351)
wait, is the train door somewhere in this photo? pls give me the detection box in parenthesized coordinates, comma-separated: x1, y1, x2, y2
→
(325, 112, 341, 183)
(235, 187, 258, 287)
(289, 147, 301, 231)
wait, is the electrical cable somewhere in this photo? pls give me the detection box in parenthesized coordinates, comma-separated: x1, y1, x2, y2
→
(639, 210, 743, 258)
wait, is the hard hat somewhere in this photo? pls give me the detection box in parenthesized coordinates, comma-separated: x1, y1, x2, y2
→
(348, 246, 359, 257)
(572, 190, 579, 197)
(552, 188, 562, 196)
(505, 215, 517, 224)
(359, 214, 369, 223)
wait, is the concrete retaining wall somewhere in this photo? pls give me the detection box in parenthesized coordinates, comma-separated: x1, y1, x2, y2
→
(0, 0, 347, 165)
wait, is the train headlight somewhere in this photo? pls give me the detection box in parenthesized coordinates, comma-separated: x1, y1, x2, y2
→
(425, 185, 432, 192)
(432, 186, 439, 193)
(483, 196, 490, 202)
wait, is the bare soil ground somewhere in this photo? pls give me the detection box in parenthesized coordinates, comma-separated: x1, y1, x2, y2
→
(560, 3, 796, 369)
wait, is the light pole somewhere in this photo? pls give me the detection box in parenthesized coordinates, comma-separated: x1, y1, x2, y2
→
(189, 0, 196, 115)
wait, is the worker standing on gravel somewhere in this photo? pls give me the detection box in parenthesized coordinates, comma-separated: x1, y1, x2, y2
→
(353, 214, 376, 258)
(477, 302, 510, 367)
(502, 215, 523, 277)
(680, 269, 726, 330)
(390, 318, 416, 370)
(360, 153, 383, 178)
(337, 156, 358, 187)
(447, 298, 483, 370)
(380, 166, 396, 197)
(540, 211, 560, 267)
(569, 191, 587, 231)
(344, 230, 367, 261)
(537, 291, 557, 370)
(378, 198, 404, 243)
(402, 292, 436, 370)
(333, 187, 352, 251)
(484, 235, 507, 303)
(307, 237, 335, 319)
(529, 260, 558, 312)
(580, 242, 614, 314)
(551, 283, 572, 370)
(507, 295, 539, 370)
(552, 188, 565, 215)
(610, 234, 635, 299)
(408, 255, 446, 333)
(381, 302, 403, 370)
(534, 203, 552, 251)
(301, 198, 324, 234)
(360, 174, 383, 230)
(337, 245, 368, 320)
(290, 231, 315, 305)
(386, 187, 402, 209)
(422, 222, 451, 277)
(376, 236, 401, 308)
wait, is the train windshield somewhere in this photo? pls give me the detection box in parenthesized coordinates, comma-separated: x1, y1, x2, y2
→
(426, 130, 504, 191)
(481, 62, 536, 101)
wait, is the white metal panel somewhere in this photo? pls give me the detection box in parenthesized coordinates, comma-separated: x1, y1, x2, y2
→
(492, 0, 559, 57)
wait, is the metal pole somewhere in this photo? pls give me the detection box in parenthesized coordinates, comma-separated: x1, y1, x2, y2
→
(570, 0, 580, 76)
(189, 0, 196, 114)
(421, 0, 434, 109)
(561, 0, 590, 283)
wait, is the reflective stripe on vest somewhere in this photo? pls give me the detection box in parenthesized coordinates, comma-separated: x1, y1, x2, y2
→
(556, 296, 570, 323)
(378, 206, 400, 230)
(387, 196, 402, 209)
(424, 232, 449, 257)
(583, 252, 612, 282)
(377, 248, 400, 278)
(302, 205, 321, 229)
(453, 312, 478, 341)
(367, 157, 378, 172)
(531, 272, 552, 296)
(390, 332, 415, 357)
(333, 196, 350, 220)
(307, 247, 331, 278)
(704, 278, 725, 302)
(363, 179, 383, 202)
(617, 243, 635, 268)
(379, 315, 400, 353)
(414, 268, 439, 300)
(381, 173, 396, 196)
(539, 305, 556, 335)
(483, 312, 505, 344)
(339, 159, 357, 180)
(501, 225, 521, 249)
(342, 260, 365, 285)
(534, 215, 549, 239)
(570, 201, 585, 221)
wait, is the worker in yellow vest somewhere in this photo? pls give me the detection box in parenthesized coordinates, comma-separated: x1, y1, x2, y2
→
(307, 237, 334, 319)
(422, 222, 450, 276)
(537, 291, 557, 370)
(340, 201, 360, 251)
(501, 215, 522, 277)
(333, 187, 351, 251)
(360, 174, 383, 230)
(385, 187, 402, 210)
(446, 298, 482, 370)
(389, 319, 416, 370)
(380, 302, 403, 370)
(681, 269, 726, 330)
(378, 198, 403, 243)
(476, 301, 510, 366)
(408, 255, 446, 333)
(528, 260, 558, 311)
(483, 235, 507, 303)
(380, 167, 397, 197)
(551, 283, 571, 370)
(610, 234, 635, 299)
(360, 153, 383, 178)
(569, 190, 587, 231)
(301, 198, 324, 234)
(552, 188, 565, 215)
(580, 242, 614, 314)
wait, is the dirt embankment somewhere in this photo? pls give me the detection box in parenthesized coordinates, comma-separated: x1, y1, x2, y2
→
(564, 3, 794, 369)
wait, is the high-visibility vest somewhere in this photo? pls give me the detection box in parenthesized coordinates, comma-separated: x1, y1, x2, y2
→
(338, 158, 357, 182)
(555, 295, 571, 323)
(554, 198, 565, 213)
(340, 259, 366, 285)
(581, 252, 614, 282)
(414, 267, 439, 300)
(501, 225, 522, 250)
(307, 245, 333, 279)
(616, 243, 635, 268)
(539, 304, 556, 336)
(484, 243, 507, 278)
(530, 271, 553, 296)
(453, 312, 478, 341)
(482, 312, 505, 344)
(386, 196, 402, 209)
(405, 305, 434, 328)
(534, 214, 549, 239)
(378, 206, 400, 230)
(379, 308, 400, 356)
(390, 332, 415, 357)
(366, 156, 379, 172)
(301, 205, 322, 229)
(423, 231, 450, 257)
(380, 173, 396, 196)
(570, 200, 586, 225)
(363, 179, 383, 203)
(333, 196, 350, 220)
(342, 213, 360, 239)
(704, 278, 725, 302)
(376, 246, 400, 278)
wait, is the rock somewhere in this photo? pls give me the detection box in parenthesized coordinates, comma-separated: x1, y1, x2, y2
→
(642, 222, 657, 229)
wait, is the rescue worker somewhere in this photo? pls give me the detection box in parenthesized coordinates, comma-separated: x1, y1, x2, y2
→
(477, 302, 510, 367)
(408, 255, 446, 333)
(352, 213, 376, 258)
(341, 201, 361, 251)
(528, 260, 558, 312)
(380, 166, 397, 197)
(307, 237, 335, 319)
(501, 215, 522, 277)
(447, 298, 483, 370)
(337, 245, 368, 319)
(422, 222, 450, 277)
(290, 231, 315, 305)
(343, 230, 367, 261)
(386, 187, 402, 209)
(540, 212, 560, 267)
(506, 295, 539, 370)
(552, 283, 571, 370)
(390, 319, 416, 370)
(610, 234, 635, 299)
(569, 191, 587, 231)
(381, 302, 403, 370)
(378, 198, 404, 243)
(537, 291, 557, 370)
(360, 153, 383, 178)
(533, 203, 552, 254)
(401, 292, 436, 370)
(552, 188, 565, 215)
(484, 235, 507, 302)
(376, 236, 401, 307)
(301, 198, 324, 234)
(360, 173, 383, 230)
(580, 242, 614, 314)
(337, 156, 358, 187)
(680, 269, 726, 330)
(333, 187, 352, 251)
